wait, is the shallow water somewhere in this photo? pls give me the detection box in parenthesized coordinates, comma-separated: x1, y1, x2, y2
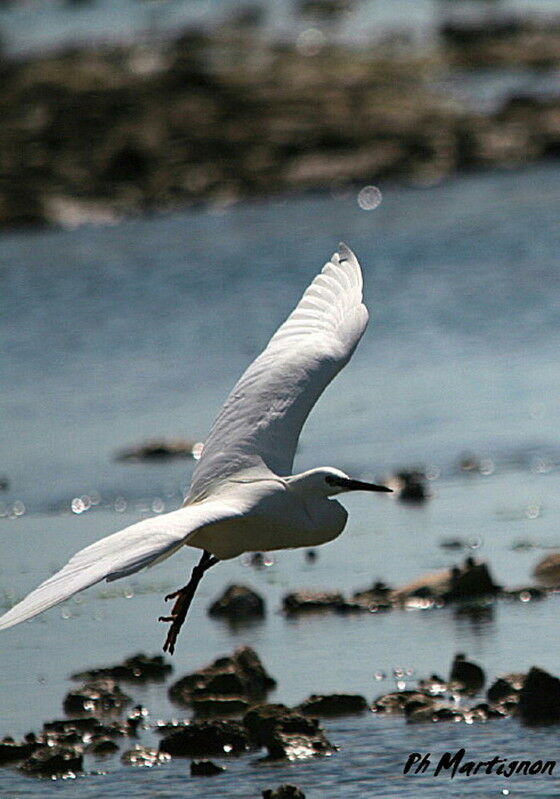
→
(1, 163, 560, 796)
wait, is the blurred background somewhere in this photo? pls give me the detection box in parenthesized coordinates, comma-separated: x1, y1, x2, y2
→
(1, 0, 560, 226)
(2, 2, 560, 798)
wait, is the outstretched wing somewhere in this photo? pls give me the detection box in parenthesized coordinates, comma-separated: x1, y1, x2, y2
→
(187, 243, 368, 502)
(0, 501, 239, 631)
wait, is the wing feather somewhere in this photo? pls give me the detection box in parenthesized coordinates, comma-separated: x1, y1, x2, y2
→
(0, 501, 239, 630)
(187, 243, 368, 501)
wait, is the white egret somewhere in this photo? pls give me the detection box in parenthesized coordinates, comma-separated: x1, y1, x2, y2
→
(0, 243, 390, 653)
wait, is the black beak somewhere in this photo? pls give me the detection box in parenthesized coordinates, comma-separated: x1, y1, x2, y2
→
(343, 478, 392, 493)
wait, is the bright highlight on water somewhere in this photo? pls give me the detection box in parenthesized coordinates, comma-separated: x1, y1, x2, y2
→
(0, 243, 391, 654)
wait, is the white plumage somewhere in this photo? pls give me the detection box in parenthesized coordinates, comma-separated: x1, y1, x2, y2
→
(0, 243, 390, 648)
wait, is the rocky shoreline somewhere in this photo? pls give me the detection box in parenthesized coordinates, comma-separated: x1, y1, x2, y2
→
(3, 645, 560, 785)
(2, 17, 560, 229)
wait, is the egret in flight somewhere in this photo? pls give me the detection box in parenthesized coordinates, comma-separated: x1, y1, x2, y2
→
(0, 243, 390, 653)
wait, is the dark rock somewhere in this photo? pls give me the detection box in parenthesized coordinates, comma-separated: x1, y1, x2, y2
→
(394, 558, 500, 605)
(43, 717, 100, 734)
(263, 729, 335, 761)
(153, 719, 190, 735)
(0, 738, 40, 764)
(439, 537, 467, 550)
(42, 716, 129, 739)
(404, 696, 437, 722)
(168, 646, 276, 707)
(243, 702, 334, 759)
(243, 703, 334, 761)
(417, 674, 447, 695)
(121, 744, 171, 766)
(191, 695, 250, 717)
(1, 27, 558, 233)
(114, 439, 198, 462)
(391, 571, 451, 605)
(432, 706, 463, 723)
(449, 653, 485, 695)
(282, 590, 348, 614)
(126, 705, 148, 734)
(19, 744, 83, 777)
(159, 720, 252, 757)
(63, 678, 132, 715)
(190, 758, 226, 776)
(518, 667, 560, 724)
(208, 584, 265, 619)
(441, 19, 560, 69)
(352, 581, 393, 611)
(262, 786, 306, 799)
(298, 0, 351, 21)
(243, 704, 318, 744)
(85, 737, 120, 755)
(372, 690, 428, 714)
(71, 653, 172, 683)
(533, 553, 560, 588)
(395, 469, 429, 503)
(296, 693, 367, 716)
(476, 702, 510, 720)
(446, 559, 501, 600)
(487, 673, 524, 703)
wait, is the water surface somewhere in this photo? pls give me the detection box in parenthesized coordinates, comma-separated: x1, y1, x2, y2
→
(1, 163, 560, 797)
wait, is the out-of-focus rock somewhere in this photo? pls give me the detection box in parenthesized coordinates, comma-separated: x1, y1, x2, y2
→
(372, 690, 433, 715)
(298, 0, 352, 21)
(533, 553, 560, 588)
(392, 557, 500, 605)
(2, 26, 560, 231)
(243, 704, 318, 745)
(487, 673, 524, 704)
(84, 736, 120, 755)
(417, 674, 448, 695)
(63, 678, 132, 715)
(0, 737, 39, 764)
(441, 18, 560, 68)
(518, 666, 560, 724)
(71, 653, 172, 683)
(352, 580, 393, 611)
(121, 744, 171, 766)
(114, 439, 200, 462)
(296, 693, 368, 716)
(446, 558, 501, 600)
(158, 720, 252, 756)
(190, 758, 226, 776)
(392, 469, 429, 503)
(191, 695, 251, 718)
(243, 703, 334, 761)
(168, 646, 276, 709)
(282, 590, 358, 614)
(449, 653, 485, 695)
(262, 785, 306, 799)
(42, 716, 130, 740)
(19, 744, 83, 777)
(208, 584, 266, 620)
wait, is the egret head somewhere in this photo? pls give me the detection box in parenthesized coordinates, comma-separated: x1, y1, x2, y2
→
(288, 467, 392, 498)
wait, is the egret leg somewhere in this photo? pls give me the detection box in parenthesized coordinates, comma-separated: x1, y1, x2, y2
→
(159, 549, 219, 654)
